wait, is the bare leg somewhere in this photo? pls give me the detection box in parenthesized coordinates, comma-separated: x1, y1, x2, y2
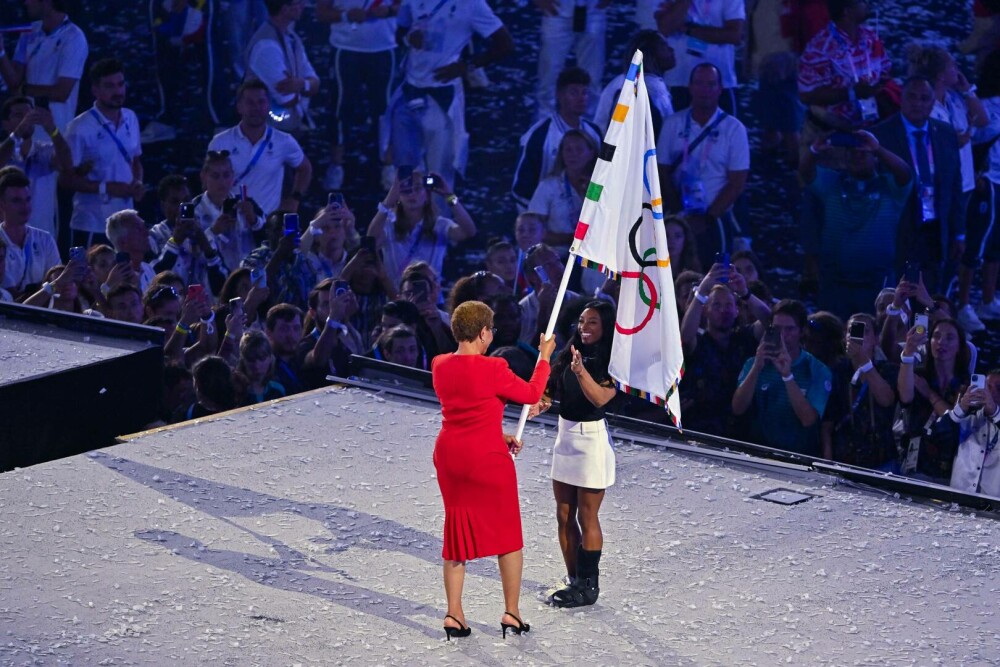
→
(553, 479, 581, 578)
(497, 549, 523, 623)
(577, 487, 606, 551)
(443, 559, 466, 627)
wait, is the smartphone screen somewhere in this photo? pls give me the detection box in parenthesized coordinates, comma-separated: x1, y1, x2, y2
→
(283, 213, 300, 237)
(534, 265, 550, 284)
(914, 313, 929, 334)
(408, 279, 429, 303)
(715, 252, 730, 283)
(180, 203, 196, 219)
(188, 284, 205, 301)
(971, 374, 986, 390)
(328, 192, 345, 208)
(849, 321, 866, 340)
(763, 327, 781, 350)
(424, 175, 436, 189)
(69, 246, 85, 263)
(229, 296, 244, 314)
(223, 198, 237, 215)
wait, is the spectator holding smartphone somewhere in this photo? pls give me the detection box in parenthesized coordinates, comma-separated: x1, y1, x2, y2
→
(23, 261, 87, 312)
(518, 243, 578, 346)
(948, 371, 1000, 496)
(243, 211, 315, 310)
(822, 313, 900, 470)
(368, 169, 476, 289)
(400, 262, 456, 360)
(192, 150, 265, 274)
(150, 175, 229, 295)
(301, 198, 355, 281)
(105, 209, 157, 292)
(300, 278, 364, 385)
(732, 299, 832, 456)
(897, 318, 971, 482)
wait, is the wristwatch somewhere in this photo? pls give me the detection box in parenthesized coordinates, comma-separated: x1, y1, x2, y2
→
(445, 193, 459, 206)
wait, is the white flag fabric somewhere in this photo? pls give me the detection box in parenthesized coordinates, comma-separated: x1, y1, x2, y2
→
(569, 50, 684, 425)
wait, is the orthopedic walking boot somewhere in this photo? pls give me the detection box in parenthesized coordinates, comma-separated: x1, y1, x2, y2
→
(551, 547, 600, 608)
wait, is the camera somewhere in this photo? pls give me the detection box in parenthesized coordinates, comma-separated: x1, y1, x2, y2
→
(715, 251, 730, 283)
(283, 213, 300, 238)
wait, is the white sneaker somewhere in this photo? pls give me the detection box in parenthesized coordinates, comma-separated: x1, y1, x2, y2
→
(977, 299, 1000, 320)
(140, 120, 176, 144)
(381, 164, 396, 191)
(323, 165, 344, 191)
(957, 304, 987, 332)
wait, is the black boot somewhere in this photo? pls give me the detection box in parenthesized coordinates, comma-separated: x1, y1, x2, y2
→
(551, 547, 600, 608)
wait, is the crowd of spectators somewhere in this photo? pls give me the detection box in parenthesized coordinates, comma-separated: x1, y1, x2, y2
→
(3, 0, 1000, 496)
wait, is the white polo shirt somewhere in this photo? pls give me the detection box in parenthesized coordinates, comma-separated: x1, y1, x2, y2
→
(4, 136, 59, 238)
(13, 18, 89, 130)
(663, 0, 745, 90)
(65, 105, 142, 233)
(656, 108, 750, 211)
(0, 224, 62, 292)
(207, 124, 305, 217)
(397, 0, 502, 89)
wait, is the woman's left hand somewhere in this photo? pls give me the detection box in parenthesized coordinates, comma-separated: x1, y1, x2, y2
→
(503, 433, 523, 456)
(570, 345, 584, 376)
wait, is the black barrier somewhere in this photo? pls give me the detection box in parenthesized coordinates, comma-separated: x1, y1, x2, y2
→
(0, 303, 164, 471)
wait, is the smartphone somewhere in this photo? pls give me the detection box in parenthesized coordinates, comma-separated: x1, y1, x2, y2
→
(229, 296, 244, 316)
(222, 197, 237, 215)
(115, 251, 130, 265)
(397, 165, 414, 182)
(534, 265, 551, 284)
(849, 321, 866, 341)
(763, 326, 781, 350)
(424, 175, 437, 189)
(904, 262, 920, 284)
(328, 192, 345, 209)
(715, 251, 730, 283)
(69, 246, 85, 263)
(283, 213, 300, 238)
(34, 96, 50, 111)
(333, 279, 350, 297)
(408, 279, 430, 304)
(971, 374, 987, 390)
(188, 284, 205, 301)
(180, 202, 196, 219)
(250, 268, 267, 288)
(361, 235, 377, 254)
(914, 313, 929, 335)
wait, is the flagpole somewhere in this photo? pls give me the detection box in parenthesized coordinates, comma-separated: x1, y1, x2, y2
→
(513, 251, 578, 442)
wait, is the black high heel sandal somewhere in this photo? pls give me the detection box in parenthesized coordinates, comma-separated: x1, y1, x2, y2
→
(500, 611, 530, 638)
(443, 615, 471, 641)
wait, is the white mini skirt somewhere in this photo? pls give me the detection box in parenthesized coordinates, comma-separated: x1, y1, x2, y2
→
(551, 417, 616, 489)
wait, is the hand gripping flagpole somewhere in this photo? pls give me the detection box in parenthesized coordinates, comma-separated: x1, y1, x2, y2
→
(513, 250, 578, 442)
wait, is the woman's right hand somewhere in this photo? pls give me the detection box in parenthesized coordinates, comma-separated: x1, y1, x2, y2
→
(902, 325, 927, 357)
(537, 333, 556, 361)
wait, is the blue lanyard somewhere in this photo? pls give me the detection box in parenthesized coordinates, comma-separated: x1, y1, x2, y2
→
(28, 18, 71, 60)
(88, 108, 133, 168)
(235, 128, 273, 186)
(418, 0, 451, 21)
(22, 235, 32, 285)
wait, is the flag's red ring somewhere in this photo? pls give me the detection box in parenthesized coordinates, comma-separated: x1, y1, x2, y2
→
(615, 271, 657, 335)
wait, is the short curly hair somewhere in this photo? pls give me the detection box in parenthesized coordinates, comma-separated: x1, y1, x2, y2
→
(451, 301, 493, 343)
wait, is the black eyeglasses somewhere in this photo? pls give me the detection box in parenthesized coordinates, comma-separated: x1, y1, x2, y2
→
(206, 149, 231, 160)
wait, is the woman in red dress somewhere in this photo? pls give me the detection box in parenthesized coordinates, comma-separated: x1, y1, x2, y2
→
(431, 300, 555, 640)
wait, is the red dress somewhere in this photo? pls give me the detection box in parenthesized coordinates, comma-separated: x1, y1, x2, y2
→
(431, 353, 550, 561)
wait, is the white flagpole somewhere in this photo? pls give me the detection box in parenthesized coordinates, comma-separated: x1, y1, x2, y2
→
(513, 251, 578, 442)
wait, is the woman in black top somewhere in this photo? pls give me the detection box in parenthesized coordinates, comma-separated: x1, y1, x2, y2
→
(529, 301, 618, 608)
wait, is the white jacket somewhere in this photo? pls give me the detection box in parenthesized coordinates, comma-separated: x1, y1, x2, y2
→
(949, 405, 1000, 498)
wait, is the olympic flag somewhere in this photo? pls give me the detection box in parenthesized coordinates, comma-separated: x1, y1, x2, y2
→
(570, 49, 684, 426)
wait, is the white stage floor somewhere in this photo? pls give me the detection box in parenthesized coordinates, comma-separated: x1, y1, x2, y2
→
(2, 385, 998, 666)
